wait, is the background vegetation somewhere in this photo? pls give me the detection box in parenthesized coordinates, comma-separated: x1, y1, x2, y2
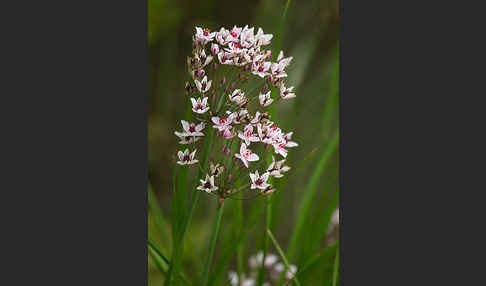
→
(148, 0, 339, 284)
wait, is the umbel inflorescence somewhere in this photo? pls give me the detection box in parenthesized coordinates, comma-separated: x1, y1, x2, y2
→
(175, 25, 297, 199)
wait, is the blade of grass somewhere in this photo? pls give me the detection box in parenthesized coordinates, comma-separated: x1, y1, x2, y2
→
(286, 132, 339, 261)
(267, 228, 301, 286)
(148, 240, 190, 286)
(208, 198, 266, 286)
(323, 47, 339, 140)
(148, 181, 168, 246)
(297, 242, 338, 277)
(201, 199, 226, 286)
(305, 185, 339, 260)
(332, 244, 339, 286)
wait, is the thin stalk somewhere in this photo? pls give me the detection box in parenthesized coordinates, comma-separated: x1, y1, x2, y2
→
(267, 228, 301, 286)
(201, 199, 226, 286)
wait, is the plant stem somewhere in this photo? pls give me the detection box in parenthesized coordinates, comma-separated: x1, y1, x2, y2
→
(267, 228, 301, 286)
(201, 199, 226, 286)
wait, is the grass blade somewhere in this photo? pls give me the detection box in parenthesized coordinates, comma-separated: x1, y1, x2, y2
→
(201, 200, 226, 286)
(208, 200, 265, 286)
(267, 228, 301, 286)
(148, 182, 168, 246)
(332, 245, 339, 286)
(148, 240, 190, 286)
(297, 242, 338, 276)
(287, 132, 339, 261)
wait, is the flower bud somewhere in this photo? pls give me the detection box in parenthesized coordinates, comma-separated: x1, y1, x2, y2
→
(211, 43, 220, 55)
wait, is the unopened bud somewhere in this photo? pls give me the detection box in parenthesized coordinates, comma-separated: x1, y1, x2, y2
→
(227, 174, 232, 183)
(231, 82, 236, 89)
(221, 76, 226, 85)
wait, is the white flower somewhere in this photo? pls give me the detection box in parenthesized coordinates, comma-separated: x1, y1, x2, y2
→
(238, 124, 259, 145)
(272, 141, 288, 158)
(249, 170, 270, 190)
(262, 185, 276, 195)
(177, 149, 198, 165)
(273, 263, 297, 281)
(228, 89, 247, 105)
(280, 84, 296, 99)
(283, 131, 298, 147)
(209, 162, 224, 177)
(258, 91, 273, 107)
(267, 156, 290, 178)
(255, 27, 273, 46)
(228, 271, 239, 286)
(250, 111, 263, 125)
(190, 97, 210, 114)
(228, 25, 242, 41)
(195, 76, 212, 93)
(234, 143, 259, 168)
(174, 131, 201, 144)
(212, 114, 235, 132)
(240, 25, 255, 48)
(181, 120, 205, 136)
(276, 50, 293, 68)
(195, 49, 213, 68)
(252, 61, 271, 78)
(217, 51, 233, 65)
(195, 27, 216, 45)
(215, 27, 230, 45)
(227, 109, 248, 124)
(197, 174, 218, 193)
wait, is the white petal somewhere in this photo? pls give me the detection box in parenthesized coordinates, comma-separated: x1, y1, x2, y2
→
(248, 153, 259, 162)
(181, 120, 189, 132)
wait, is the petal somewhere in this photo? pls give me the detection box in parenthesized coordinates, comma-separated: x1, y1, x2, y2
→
(240, 143, 246, 154)
(249, 173, 256, 183)
(202, 97, 208, 105)
(181, 120, 189, 132)
(248, 153, 259, 161)
(261, 172, 270, 182)
(211, 117, 220, 125)
(190, 97, 197, 107)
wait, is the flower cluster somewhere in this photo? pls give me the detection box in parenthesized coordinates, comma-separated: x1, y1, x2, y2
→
(228, 251, 298, 286)
(175, 25, 298, 199)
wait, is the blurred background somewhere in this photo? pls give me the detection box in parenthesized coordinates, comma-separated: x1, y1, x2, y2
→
(148, 0, 339, 284)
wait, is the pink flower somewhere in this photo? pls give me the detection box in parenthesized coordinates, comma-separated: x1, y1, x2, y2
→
(180, 120, 205, 137)
(212, 114, 235, 132)
(234, 143, 259, 168)
(195, 27, 216, 45)
(238, 124, 260, 145)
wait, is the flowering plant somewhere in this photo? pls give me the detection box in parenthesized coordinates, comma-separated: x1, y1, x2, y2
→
(175, 25, 298, 200)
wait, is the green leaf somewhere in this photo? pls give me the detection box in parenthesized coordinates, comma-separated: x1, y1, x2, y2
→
(201, 200, 226, 286)
(148, 182, 168, 246)
(287, 132, 339, 260)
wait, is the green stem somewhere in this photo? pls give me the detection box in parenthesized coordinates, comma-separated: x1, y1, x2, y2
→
(267, 228, 301, 286)
(201, 199, 226, 286)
